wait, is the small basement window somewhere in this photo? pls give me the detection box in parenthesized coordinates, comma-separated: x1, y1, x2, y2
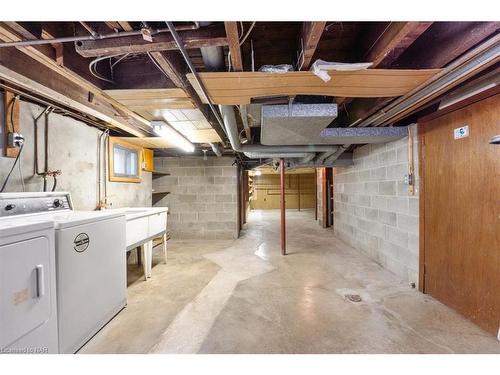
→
(108, 137, 142, 183)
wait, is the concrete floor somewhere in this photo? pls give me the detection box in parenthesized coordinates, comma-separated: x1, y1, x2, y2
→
(80, 209, 500, 354)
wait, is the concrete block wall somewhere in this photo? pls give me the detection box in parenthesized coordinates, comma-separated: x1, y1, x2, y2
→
(333, 125, 419, 285)
(153, 156, 239, 240)
(0, 100, 151, 209)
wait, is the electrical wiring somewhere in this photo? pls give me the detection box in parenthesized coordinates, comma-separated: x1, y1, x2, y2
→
(18, 152, 25, 192)
(0, 143, 24, 192)
(239, 21, 256, 46)
(89, 53, 129, 83)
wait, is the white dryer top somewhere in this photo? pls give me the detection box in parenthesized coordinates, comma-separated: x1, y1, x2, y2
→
(21, 211, 125, 230)
(0, 218, 54, 238)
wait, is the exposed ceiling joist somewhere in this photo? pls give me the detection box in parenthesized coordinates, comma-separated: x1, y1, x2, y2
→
(0, 22, 151, 136)
(224, 22, 243, 71)
(148, 51, 186, 88)
(299, 22, 326, 70)
(75, 25, 228, 57)
(348, 22, 499, 124)
(364, 22, 433, 67)
(0, 48, 149, 136)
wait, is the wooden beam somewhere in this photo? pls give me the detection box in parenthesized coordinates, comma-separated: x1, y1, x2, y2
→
(224, 22, 243, 71)
(3, 91, 21, 158)
(344, 22, 433, 121)
(347, 22, 499, 125)
(148, 51, 185, 88)
(117, 22, 133, 32)
(40, 25, 63, 66)
(104, 22, 123, 32)
(0, 46, 149, 137)
(299, 22, 326, 70)
(75, 25, 228, 57)
(0, 22, 151, 136)
(364, 22, 433, 68)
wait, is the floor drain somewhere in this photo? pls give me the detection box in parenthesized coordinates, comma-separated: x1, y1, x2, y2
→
(345, 294, 362, 303)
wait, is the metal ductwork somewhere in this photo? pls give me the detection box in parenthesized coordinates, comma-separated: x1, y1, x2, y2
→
(209, 142, 223, 157)
(200, 47, 226, 71)
(219, 105, 339, 159)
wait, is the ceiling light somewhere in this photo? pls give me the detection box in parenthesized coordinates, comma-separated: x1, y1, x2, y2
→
(152, 121, 195, 153)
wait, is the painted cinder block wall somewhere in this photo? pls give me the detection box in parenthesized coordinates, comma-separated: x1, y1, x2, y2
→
(0, 100, 152, 209)
(333, 125, 419, 285)
(153, 156, 239, 240)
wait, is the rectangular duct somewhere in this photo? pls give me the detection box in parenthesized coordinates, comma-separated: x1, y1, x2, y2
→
(261, 104, 338, 145)
(261, 102, 408, 145)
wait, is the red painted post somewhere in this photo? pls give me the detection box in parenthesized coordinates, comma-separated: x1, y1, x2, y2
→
(280, 158, 286, 255)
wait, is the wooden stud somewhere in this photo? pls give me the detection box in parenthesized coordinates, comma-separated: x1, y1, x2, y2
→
(3, 91, 21, 158)
(224, 22, 243, 72)
(299, 22, 326, 70)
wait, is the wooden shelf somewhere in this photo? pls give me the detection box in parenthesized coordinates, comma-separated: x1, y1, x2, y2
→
(152, 190, 170, 205)
(152, 170, 170, 179)
(152, 191, 170, 195)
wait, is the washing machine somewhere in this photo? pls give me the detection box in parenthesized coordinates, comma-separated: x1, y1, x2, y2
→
(0, 219, 58, 354)
(0, 192, 127, 353)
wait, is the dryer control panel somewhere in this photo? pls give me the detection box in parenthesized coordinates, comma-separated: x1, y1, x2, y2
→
(0, 193, 72, 217)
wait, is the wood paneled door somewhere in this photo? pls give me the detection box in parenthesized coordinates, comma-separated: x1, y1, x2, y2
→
(419, 93, 500, 336)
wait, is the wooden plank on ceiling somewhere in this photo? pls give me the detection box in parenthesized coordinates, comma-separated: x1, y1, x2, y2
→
(224, 22, 243, 71)
(186, 69, 442, 105)
(115, 137, 177, 149)
(105, 88, 190, 100)
(75, 25, 228, 57)
(299, 22, 326, 70)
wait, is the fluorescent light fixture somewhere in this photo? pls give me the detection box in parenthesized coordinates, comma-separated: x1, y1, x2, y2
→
(152, 121, 195, 153)
(255, 170, 262, 176)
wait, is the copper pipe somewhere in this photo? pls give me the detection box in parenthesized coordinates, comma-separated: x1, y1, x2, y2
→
(280, 158, 286, 255)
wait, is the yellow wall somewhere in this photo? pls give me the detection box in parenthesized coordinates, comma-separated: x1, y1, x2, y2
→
(250, 173, 315, 209)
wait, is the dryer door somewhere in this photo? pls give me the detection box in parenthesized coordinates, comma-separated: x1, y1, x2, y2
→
(0, 237, 52, 348)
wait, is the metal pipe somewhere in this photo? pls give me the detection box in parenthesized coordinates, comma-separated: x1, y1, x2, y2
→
(219, 105, 339, 156)
(166, 21, 226, 136)
(324, 144, 350, 164)
(209, 142, 222, 157)
(0, 28, 166, 48)
(200, 46, 225, 71)
(300, 153, 317, 164)
(243, 152, 312, 159)
(0, 22, 203, 49)
(280, 158, 286, 255)
(79, 22, 99, 38)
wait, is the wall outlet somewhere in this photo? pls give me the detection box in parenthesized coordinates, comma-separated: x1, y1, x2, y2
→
(7, 132, 24, 148)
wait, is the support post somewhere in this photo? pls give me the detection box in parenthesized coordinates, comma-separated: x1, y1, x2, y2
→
(280, 158, 286, 255)
(314, 169, 318, 220)
(297, 174, 301, 212)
